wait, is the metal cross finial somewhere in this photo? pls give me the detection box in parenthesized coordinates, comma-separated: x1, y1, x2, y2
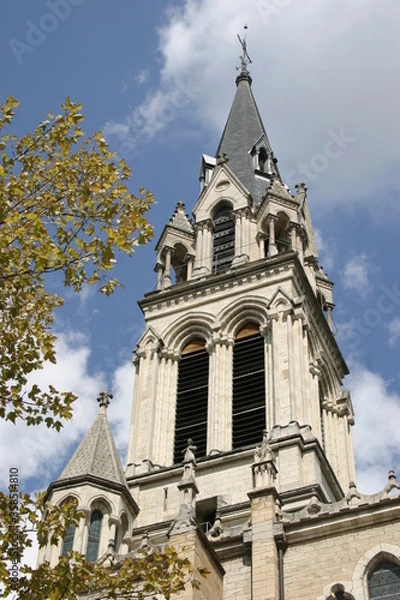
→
(237, 25, 252, 74)
(97, 389, 113, 409)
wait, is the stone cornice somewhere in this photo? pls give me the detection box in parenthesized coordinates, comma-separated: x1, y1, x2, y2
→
(281, 496, 400, 544)
(46, 474, 139, 516)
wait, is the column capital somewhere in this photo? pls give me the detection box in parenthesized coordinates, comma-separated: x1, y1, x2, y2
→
(194, 218, 213, 232)
(184, 253, 195, 264)
(162, 245, 175, 257)
(159, 347, 180, 362)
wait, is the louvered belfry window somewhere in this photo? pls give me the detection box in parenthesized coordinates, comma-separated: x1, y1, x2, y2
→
(174, 338, 209, 464)
(212, 205, 235, 273)
(232, 323, 266, 449)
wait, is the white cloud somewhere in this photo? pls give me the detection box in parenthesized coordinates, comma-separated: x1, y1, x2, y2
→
(0, 332, 135, 493)
(104, 0, 400, 210)
(387, 317, 400, 346)
(314, 227, 336, 273)
(109, 361, 135, 461)
(347, 362, 400, 494)
(0, 332, 103, 491)
(135, 69, 149, 86)
(341, 254, 371, 296)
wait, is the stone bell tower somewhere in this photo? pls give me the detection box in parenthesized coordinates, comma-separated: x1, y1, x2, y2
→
(123, 39, 359, 599)
(44, 39, 400, 600)
(126, 54, 355, 504)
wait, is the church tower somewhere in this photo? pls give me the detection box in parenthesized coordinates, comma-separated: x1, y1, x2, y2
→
(43, 41, 400, 600)
(123, 41, 359, 598)
(126, 45, 355, 504)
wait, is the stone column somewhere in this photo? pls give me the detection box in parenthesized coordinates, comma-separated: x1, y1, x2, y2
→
(126, 349, 145, 469)
(155, 350, 179, 466)
(285, 310, 295, 423)
(325, 302, 334, 331)
(163, 246, 174, 288)
(207, 336, 233, 453)
(76, 506, 91, 555)
(233, 210, 242, 255)
(260, 323, 273, 430)
(192, 222, 211, 278)
(269, 313, 279, 425)
(108, 515, 120, 550)
(267, 214, 278, 257)
(256, 231, 265, 259)
(202, 219, 213, 273)
(232, 209, 250, 266)
(185, 253, 195, 281)
(146, 345, 160, 461)
(155, 262, 163, 291)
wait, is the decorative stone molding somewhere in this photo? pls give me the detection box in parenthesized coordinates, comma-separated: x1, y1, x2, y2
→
(208, 511, 224, 538)
(280, 471, 400, 524)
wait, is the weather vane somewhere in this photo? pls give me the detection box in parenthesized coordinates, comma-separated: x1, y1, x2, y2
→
(237, 24, 252, 73)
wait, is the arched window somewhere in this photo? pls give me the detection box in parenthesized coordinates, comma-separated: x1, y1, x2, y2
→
(368, 560, 400, 599)
(171, 243, 189, 284)
(274, 212, 290, 253)
(85, 510, 103, 562)
(174, 338, 209, 463)
(258, 147, 267, 172)
(61, 523, 76, 556)
(60, 497, 77, 557)
(232, 323, 266, 449)
(212, 205, 235, 273)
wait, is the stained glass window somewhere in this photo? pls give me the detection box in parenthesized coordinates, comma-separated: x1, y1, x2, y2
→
(61, 523, 75, 556)
(85, 510, 102, 562)
(368, 560, 400, 599)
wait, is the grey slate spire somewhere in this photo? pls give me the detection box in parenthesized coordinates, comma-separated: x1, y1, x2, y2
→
(215, 57, 281, 203)
(59, 390, 126, 486)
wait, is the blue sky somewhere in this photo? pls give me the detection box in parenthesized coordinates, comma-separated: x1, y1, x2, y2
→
(1, 0, 400, 500)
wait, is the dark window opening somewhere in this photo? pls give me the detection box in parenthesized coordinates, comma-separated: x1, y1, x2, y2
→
(212, 206, 235, 273)
(196, 497, 217, 534)
(232, 324, 266, 449)
(171, 243, 189, 284)
(61, 523, 76, 556)
(258, 148, 267, 172)
(174, 341, 209, 464)
(275, 212, 290, 254)
(85, 510, 102, 562)
(368, 560, 400, 599)
(264, 237, 269, 258)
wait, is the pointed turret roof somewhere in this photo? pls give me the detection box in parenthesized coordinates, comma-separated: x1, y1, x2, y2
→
(59, 391, 126, 486)
(168, 200, 193, 234)
(215, 63, 280, 203)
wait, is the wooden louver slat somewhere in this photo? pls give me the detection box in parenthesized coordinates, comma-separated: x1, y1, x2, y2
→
(174, 347, 209, 464)
(232, 333, 266, 449)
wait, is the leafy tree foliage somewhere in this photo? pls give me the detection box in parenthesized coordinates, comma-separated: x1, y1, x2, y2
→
(0, 492, 206, 599)
(0, 97, 153, 430)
